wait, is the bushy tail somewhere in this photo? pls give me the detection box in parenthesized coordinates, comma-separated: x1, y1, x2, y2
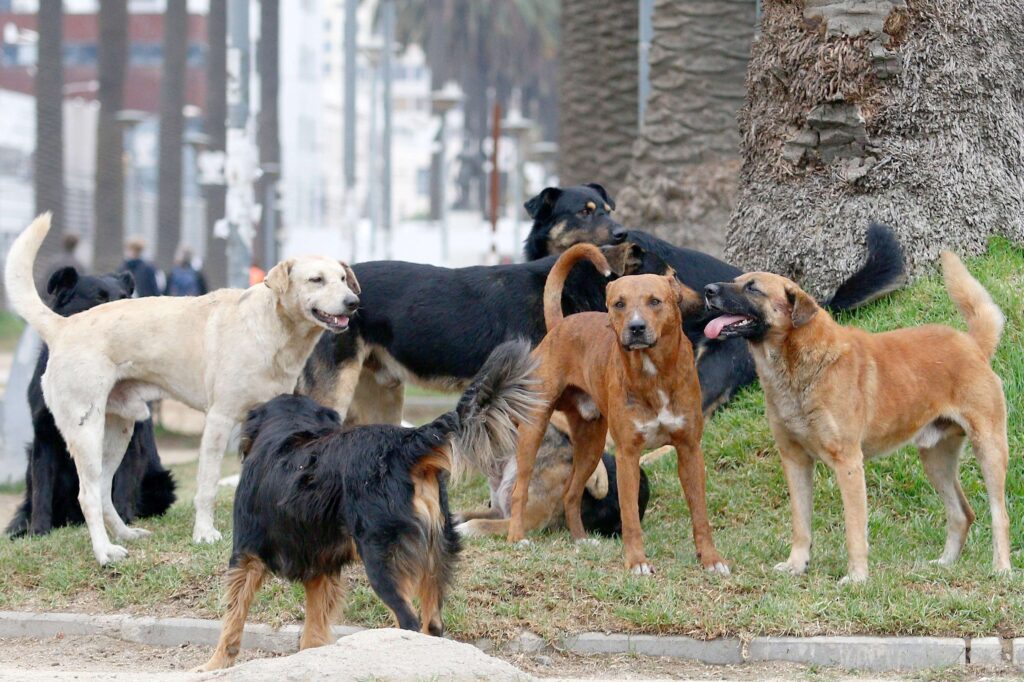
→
(544, 244, 612, 330)
(4, 214, 63, 340)
(824, 223, 907, 312)
(410, 340, 540, 481)
(941, 251, 1004, 359)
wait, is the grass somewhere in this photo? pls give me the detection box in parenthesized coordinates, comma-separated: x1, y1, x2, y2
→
(0, 239, 1021, 643)
(0, 311, 26, 353)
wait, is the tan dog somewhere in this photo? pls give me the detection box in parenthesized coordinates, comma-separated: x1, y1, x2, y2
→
(4, 215, 360, 564)
(508, 244, 729, 575)
(704, 252, 1011, 583)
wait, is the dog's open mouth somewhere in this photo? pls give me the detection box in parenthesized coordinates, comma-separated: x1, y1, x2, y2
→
(312, 308, 350, 332)
(704, 314, 756, 340)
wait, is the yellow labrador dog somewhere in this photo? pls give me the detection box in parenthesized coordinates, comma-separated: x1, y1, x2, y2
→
(4, 214, 360, 564)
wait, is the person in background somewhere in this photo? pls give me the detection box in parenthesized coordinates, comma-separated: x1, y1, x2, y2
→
(121, 238, 162, 297)
(249, 260, 266, 286)
(165, 247, 208, 297)
(36, 232, 86, 298)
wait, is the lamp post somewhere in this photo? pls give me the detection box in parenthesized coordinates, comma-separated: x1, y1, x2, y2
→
(501, 108, 534, 261)
(380, 0, 395, 259)
(360, 36, 383, 259)
(431, 81, 462, 264)
(115, 109, 149, 238)
(529, 140, 559, 187)
(184, 128, 212, 259)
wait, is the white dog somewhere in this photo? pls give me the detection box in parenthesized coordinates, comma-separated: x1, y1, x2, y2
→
(4, 214, 359, 564)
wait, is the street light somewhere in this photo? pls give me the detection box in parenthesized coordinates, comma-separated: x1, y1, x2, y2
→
(431, 81, 463, 263)
(529, 140, 559, 186)
(501, 108, 534, 261)
(360, 36, 384, 259)
(115, 109, 149, 238)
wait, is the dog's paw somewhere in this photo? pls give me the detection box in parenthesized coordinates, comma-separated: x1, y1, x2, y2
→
(118, 527, 151, 542)
(575, 538, 600, 547)
(96, 544, 129, 565)
(773, 560, 808, 576)
(515, 538, 533, 548)
(629, 562, 655, 576)
(193, 526, 223, 544)
(455, 522, 478, 538)
(705, 561, 731, 576)
(838, 573, 868, 586)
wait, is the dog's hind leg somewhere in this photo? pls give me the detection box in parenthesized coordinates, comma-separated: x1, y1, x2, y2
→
(194, 555, 267, 672)
(101, 415, 150, 542)
(358, 542, 421, 631)
(919, 432, 975, 566)
(300, 573, 344, 650)
(962, 407, 1012, 574)
(417, 571, 444, 636)
(27, 439, 56, 535)
(193, 411, 235, 544)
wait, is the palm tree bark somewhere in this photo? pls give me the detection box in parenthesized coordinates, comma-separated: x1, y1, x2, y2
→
(34, 0, 64, 270)
(557, 0, 637, 189)
(256, 0, 280, 270)
(93, 0, 129, 274)
(155, 0, 189, 271)
(204, 0, 228, 289)
(727, 0, 1024, 295)
(617, 0, 756, 257)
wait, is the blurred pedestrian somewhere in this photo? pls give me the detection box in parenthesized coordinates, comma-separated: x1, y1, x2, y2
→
(36, 232, 86, 297)
(121, 238, 162, 297)
(165, 247, 208, 297)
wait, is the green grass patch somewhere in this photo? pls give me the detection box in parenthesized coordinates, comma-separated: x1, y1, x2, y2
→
(0, 240, 1022, 642)
(0, 311, 26, 353)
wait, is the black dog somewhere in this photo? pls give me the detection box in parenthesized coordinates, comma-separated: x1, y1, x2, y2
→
(198, 341, 539, 672)
(522, 184, 907, 412)
(5, 267, 175, 538)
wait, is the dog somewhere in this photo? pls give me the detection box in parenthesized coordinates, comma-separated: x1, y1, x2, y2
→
(298, 238, 641, 425)
(4, 214, 360, 564)
(703, 252, 1011, 582)
(196, 340, 539, 671)
(507, 244, 727, 576)
(453, 424, 653, 539)
(5, 266, 175, 538)
(522, 184, 908, 413)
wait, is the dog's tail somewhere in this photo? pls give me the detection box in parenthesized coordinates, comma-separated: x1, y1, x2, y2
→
(824, 223, 907, 312)
(410, 339, 540, 481)
(4, 214, 64, 340)
(544, 244, 612, 330)
(941, 251, 1004, 359)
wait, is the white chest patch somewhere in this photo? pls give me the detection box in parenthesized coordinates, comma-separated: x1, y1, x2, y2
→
(633, 390, 686, 442)
(642, 356, 657, 376)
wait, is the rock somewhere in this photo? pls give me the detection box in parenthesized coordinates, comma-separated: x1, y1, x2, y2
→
(804, 0, 908, 37)
(206, 628, 532, 681)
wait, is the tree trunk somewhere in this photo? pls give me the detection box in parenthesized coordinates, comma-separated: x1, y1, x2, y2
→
(616, 0, 755, 257)
(155, 0, 189, 271)
(557, 0, 637, 190)
(204, 0, 228, 289)
(256, 0, 280, 269)
(34, 0, 64, 272)
(93, 0, 129, 274)
(727, 0, 1024, 296)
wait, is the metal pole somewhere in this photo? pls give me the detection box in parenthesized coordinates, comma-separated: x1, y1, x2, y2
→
(368, 55, 379, 258)
(262, 164, 279, 268)
(488, 102, 501, 263)
(381, 0, 394, 259)
(439, 111, 448, 262)
(638, 0, 653, 122)
(225, 0, 254, 289)
(344, 0, 358, 260)
(510, 137, 522, 262)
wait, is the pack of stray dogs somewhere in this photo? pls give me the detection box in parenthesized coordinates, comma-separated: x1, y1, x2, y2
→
(2, 183, 1012, 670)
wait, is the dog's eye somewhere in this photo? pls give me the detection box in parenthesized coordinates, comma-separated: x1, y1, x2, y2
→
(745, 281, 761, 295)
(649, 298, 661, 307)
(613, 300, 625, 309)
(309, 276, 323, 284)
(578, 207, 593, 218)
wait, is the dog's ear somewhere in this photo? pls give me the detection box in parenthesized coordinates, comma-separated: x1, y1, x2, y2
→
(524, 187, 561, 221)
(601, 242, 644, 276)
(46, 266, 79, 296)
(265, 259, 294, 295)
(786, 284, 819, 328)
(666, 268, 703, 318)
(585, 183, 615, 210)
(340, 262, 360, 295)
(117, 271, 136, 297)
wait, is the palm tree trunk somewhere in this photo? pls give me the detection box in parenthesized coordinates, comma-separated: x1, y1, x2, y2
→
(34, 0, 64, 271)
(727, 0, 1024, 295)
(204, 0, 228, 289)
(256, 0, 280, 270)
(155, 1, 189, 271)
(93, 0, 129, 274)
(557, 0, 637, 190)
(617, 0, 756, 257)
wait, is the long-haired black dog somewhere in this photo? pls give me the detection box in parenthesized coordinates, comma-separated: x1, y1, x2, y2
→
(5, 267, 175, 538)
(197, 340, 539, 672)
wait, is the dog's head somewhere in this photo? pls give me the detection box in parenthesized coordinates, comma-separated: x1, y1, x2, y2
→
(606, 270, 703, 350)
(241, 394, 341, 459)
(47, 266, 135, 316)
(264, 256, 360, 333)
(523, 184, 627, 260)
(703, 272, 819, 343)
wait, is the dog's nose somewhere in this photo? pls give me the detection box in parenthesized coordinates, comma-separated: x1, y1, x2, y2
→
(611, 226, 627, 243)
(628, 320, 647, 336)
(344, 295, 359, 312)
(704, 283, 721, 298)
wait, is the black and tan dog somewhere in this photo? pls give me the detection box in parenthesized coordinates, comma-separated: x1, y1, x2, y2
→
(196, 340, 538, 671)
(704, 252, 1011, 583)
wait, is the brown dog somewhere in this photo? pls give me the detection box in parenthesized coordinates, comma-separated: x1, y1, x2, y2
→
(704, 252, 1011, 583)
(507, 244, 729, 575)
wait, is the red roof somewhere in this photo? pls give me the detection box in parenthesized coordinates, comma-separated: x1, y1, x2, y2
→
(0, 13, 207, 43)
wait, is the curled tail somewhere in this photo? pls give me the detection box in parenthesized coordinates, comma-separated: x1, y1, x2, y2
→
(825, 223, 907, 312)
(544, 244, 612, 330)
(411, 339, 540, 482)
(4, 214, 63, 341)
(941, 251, 1004, 359)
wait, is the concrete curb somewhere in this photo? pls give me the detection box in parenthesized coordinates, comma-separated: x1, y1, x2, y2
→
(0, 611, 1018, 672)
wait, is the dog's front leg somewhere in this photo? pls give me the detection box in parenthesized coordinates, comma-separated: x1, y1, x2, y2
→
(28, 440, 55, 535)
(829, 450, 870, 584)
(672, 430, 729, 575)
(609, 433, 652, 575)
(775, 442, 815, 577)
(193, 411, 235, 543)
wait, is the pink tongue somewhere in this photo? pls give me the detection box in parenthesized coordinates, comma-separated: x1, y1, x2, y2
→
(338, 315, 349, 325)
(704, 315, 748, 340)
